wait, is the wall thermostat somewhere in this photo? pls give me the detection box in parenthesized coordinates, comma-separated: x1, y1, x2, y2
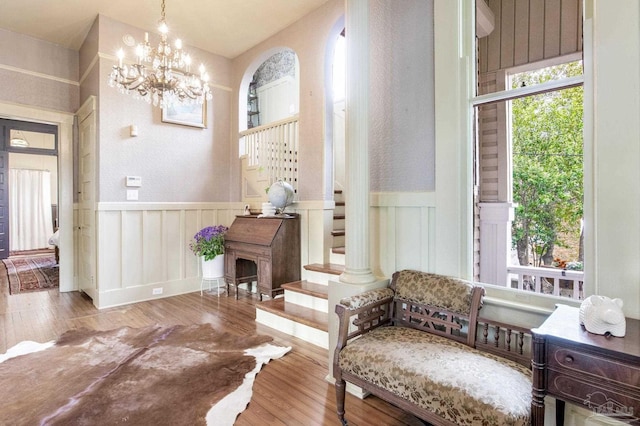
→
(126, 176, 142, 187)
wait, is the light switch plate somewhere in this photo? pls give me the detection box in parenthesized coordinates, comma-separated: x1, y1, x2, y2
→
(126, 189, 139, 200)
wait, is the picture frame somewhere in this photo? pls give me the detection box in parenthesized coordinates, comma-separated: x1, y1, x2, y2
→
(161, 101, 207, 128)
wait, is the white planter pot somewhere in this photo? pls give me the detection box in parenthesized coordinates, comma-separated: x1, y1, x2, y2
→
(201, 255, 224, 279)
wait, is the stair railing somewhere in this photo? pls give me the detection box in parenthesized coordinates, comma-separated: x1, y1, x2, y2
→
(240, 115, 299, 193)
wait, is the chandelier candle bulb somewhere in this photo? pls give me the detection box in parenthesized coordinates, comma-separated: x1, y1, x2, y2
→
(135, 45, 143, 64)
(117, 49, 124, 67)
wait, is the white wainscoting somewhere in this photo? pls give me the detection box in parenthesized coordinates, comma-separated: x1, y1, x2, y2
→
(369, 192, 437, 279)
(83, 194, 436, 308)
(93, 201, 334, 309)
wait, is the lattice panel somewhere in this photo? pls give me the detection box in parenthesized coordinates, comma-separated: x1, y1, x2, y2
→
(241, 116, 299, 194)
(348, 304, 392, 339)
(393, 300, 469, 344)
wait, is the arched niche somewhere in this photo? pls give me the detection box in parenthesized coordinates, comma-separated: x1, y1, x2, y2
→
(238, 47, 300, 133)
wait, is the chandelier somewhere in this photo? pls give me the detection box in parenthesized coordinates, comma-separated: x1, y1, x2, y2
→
(108, 0, 212, 108)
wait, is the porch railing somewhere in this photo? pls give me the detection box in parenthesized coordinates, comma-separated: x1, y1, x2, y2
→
(507, 265, 584, 300)
(239, 115, 299, 193)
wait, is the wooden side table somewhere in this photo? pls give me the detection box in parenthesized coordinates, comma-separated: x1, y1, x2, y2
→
(531, 304, 640, 426)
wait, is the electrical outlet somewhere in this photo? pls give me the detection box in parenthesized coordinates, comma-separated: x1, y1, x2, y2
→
(152, 287, 163, 295)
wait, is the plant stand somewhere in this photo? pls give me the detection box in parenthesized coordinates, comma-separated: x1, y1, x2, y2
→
(200, 255, 225, 296)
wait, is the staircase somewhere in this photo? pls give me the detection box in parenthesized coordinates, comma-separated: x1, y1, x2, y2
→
(255, 191, 346, 349)
(330, 190, 345, 264)
(255, 265, 343, 349)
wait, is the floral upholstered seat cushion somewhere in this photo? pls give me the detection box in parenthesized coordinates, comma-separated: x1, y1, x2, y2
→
(392, 270, 477, 316)
(338, 326, 531, 426)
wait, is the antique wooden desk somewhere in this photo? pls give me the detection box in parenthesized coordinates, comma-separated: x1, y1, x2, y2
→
(531, 304, 640, 425)
(223, 214, 300, 300)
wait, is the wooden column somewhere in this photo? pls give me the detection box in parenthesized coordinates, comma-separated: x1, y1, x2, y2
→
(341, 0, 376, 285)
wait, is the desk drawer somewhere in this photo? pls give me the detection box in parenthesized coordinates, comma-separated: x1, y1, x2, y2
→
(548, 343, 640, 386)
(548, 371, 640, 422)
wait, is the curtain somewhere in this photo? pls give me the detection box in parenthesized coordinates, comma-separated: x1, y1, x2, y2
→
(9, 169, 54, 251)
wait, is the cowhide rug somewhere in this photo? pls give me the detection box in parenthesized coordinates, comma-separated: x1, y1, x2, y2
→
(0, 324, 291, 425)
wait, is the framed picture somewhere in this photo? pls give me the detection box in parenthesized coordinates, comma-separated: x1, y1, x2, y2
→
(161, 102, 207, 128)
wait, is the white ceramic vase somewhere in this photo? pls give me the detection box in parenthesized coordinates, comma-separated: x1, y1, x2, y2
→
(201, 254, 224, 279)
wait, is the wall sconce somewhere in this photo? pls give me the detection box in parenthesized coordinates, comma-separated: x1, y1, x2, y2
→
(130, 125, 139, 137)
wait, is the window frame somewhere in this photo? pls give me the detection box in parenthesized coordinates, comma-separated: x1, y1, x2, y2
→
(468, 1, 591, 310)
(1, 119, 58, 156)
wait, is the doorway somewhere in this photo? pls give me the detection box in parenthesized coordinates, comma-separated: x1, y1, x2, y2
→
(0, 119, 58, 259)
(0, 102, 73, 294)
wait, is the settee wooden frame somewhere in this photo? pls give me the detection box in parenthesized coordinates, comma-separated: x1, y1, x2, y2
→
(333, 271, 533, 426)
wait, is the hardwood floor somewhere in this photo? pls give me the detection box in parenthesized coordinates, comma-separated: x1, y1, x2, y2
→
(0, 265, 422, 426)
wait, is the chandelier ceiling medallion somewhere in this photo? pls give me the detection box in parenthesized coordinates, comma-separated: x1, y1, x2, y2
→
(108, 0, 212, 108)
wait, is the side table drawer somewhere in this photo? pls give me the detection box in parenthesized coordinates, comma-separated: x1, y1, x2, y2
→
(548, 343, 640, 386)
(547, 371, 640, 421)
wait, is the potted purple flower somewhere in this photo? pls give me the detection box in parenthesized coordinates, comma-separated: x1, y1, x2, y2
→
(189, 225, 228, 279)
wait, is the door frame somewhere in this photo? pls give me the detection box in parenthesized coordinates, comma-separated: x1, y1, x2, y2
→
(0, 101, 74, 292)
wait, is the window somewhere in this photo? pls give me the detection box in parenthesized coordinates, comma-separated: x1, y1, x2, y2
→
(473, 59, 584, 298)
(472, 0, 584, 299)
(2, 119, 58, 155)
(510, 61, 584, 271)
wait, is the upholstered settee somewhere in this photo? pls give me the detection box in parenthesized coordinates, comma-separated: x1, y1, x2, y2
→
(333, 270, 534, 426)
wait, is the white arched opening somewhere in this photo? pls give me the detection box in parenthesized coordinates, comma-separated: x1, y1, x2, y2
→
(323, 16, 345, 201)
(238, 47, 300, 158)
(238, 48, 300, 202)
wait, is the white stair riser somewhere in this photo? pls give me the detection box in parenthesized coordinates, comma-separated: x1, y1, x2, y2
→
(284, 289, 328, 313)
(302, 269, 341, 285)
(255, 309, 328, 349)
(329, 251, 345, 265)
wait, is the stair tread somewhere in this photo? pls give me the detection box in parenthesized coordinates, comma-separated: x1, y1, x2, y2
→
(335, 201, 345, 206)
(331, 229, 345, 236)
(333, 214, 345, 220)
(304, 263, 344, 275)
(332, 246, 345, 254)
(257, 298, 328, 332)
(281, 280, 328, 299)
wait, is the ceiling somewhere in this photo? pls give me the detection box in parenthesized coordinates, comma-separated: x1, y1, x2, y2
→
(0, 0, 330, 58)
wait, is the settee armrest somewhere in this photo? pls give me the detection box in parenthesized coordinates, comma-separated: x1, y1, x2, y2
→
(476, 317, 533, 368)
(333, 288, 394, 376)
(338, 287, 395, 311)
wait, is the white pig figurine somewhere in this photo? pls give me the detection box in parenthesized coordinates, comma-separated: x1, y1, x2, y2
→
(579, 295, 626, 337)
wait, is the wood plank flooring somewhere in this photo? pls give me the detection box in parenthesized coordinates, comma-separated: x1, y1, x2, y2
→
(0, 264, 422, 426)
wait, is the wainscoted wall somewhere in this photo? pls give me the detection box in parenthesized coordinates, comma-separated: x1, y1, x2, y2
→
(92, 193, 439, 309)
(369, 192, 436, 278)
(92, 200, 334, 309)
